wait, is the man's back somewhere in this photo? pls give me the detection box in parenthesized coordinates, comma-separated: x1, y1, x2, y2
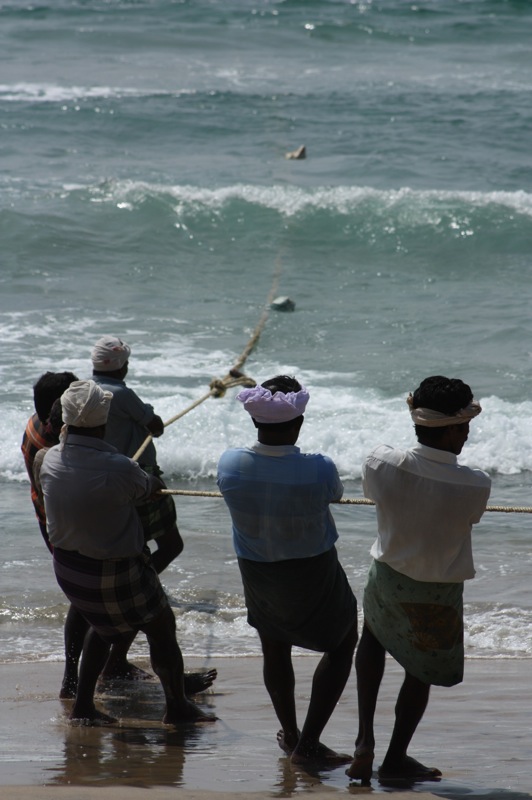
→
(41, 434, 150, 558)
(92, 374, 157, 465)
(363, 442, 491, 582)
(217, 442, 343, 562)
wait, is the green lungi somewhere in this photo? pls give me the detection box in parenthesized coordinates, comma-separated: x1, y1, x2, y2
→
(363, 560, 464, 687)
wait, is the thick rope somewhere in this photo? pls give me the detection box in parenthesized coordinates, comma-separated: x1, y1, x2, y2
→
(158, 489, 532, 514)
(131, 259, 283, 462)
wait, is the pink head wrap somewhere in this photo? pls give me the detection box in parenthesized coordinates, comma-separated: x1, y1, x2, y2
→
(237, 384, 309, 424)
(91, 335, 131, 372)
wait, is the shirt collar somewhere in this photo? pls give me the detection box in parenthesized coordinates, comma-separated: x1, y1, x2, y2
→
(412, 442, 457, 465)
(252, 442, 300, 457)
(93, 374, 125, 386)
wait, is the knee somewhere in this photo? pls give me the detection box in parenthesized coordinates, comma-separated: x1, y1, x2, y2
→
(330, 621, 359, 661)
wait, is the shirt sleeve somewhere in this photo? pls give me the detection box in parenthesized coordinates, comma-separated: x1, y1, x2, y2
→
(116, 387, 155, 427)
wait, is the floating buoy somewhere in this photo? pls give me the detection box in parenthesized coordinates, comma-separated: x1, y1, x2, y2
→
(271, 296, 295, 312)
(285, 145, 306, 160)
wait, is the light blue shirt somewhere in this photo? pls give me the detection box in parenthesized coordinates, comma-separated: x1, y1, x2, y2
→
(92, 374, 157, 466)
(217, 442, 343, 562)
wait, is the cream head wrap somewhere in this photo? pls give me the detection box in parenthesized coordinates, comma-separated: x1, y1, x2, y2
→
(91, 335, 131, 372)
(61, 380, 112, 427)
(407, 393, 482, 427)
(237, 384, 309, 424)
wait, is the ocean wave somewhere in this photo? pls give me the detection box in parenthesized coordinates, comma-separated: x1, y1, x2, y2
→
(53, 180, 532, 222)
(0, 82, 197, 103)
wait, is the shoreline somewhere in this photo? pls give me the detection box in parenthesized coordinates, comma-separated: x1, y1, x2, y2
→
(0, 656, 530, 799)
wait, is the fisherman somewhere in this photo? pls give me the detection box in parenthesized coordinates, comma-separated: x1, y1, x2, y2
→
(347, 375, 491, 784)
(21, 370, 94, 699)
(90, 335, 216, 693)
(217, 375, 358, 767)
(40, 379, 217, 726)
(21, 371, 78, 552)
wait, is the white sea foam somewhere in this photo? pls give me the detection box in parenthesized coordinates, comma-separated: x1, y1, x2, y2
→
(61, 180, 532, 221)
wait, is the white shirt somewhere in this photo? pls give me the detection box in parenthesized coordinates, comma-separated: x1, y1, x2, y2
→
(362, 443, 491, 582)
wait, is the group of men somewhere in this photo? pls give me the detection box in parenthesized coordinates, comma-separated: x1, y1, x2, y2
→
(22, 336, 491, 783)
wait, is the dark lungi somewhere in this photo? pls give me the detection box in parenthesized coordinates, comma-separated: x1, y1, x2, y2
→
(53, 547, 168, 642)
(137, 464, 178, 543)
(238, 546, 357, 652)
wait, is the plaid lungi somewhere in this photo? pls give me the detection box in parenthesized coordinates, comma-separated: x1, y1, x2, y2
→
(238, 546, 357, 652)
(363, 559, 464, 687)
(137, 464, 178, 542)
(53, 547, 169, 642)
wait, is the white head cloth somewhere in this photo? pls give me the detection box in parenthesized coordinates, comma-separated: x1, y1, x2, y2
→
(407, 393, 482, 427)
(61, 380, 113, 427)
(91, 335, 131, 372)
(237, 384, 309, 424)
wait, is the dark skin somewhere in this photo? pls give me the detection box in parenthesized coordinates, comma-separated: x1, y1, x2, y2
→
(251, 415, 358, 767)
(347, 421, 470, 784)
(62, 424, 216, 725)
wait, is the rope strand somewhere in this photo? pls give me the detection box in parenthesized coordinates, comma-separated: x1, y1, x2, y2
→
(158, 489, 532, 514)
(131, 259, 283, 462)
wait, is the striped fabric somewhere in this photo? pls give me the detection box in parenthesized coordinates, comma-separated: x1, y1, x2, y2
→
(21, 414, 58, 549)
(53, 547, 168, 642)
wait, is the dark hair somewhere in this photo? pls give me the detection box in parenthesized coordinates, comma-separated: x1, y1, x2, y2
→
(254, 375, 303, 432)
(412, 375, 473, 443)
(412, 375, 473, 416)
(261, 375, 302, 395)
(47, 398, 64, 436)
(33, 371, 78, 423)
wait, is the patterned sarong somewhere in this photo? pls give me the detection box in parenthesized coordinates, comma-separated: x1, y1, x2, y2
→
(137, 464, 178, 542)
(238, 546, 357, 652)
(53, 547, 168, 642)
(363, 559, 464, 687)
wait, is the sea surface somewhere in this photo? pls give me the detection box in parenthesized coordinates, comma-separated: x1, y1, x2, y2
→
(1, 0, 531, 667)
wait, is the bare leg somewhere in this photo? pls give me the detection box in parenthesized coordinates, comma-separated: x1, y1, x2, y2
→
(292, 620, 358, 767)
(378, 672, 441, 781)
(99, 630, 153, 681)
(258, 633, 299, 753)
(346, 623, 385, 781)
(99, 631, 217, 695)
(71, 628, 116, 724)
(140, 604, 216, 724)
(60, 605, 90, 699)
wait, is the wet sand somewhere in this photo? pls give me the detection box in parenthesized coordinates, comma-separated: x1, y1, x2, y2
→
(0, 655, 530, 800)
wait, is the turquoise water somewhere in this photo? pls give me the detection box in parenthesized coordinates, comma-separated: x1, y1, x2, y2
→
(1, 1, 531, 662)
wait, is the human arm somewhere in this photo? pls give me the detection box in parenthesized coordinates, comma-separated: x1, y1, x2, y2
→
(146, 414, 164, 438)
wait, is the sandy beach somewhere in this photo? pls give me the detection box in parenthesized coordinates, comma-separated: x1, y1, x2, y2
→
(0, 654, 530, 800)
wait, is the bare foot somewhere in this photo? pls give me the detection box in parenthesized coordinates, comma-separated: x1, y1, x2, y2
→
(184, 668, 217, 696)
(163, 699, 218, 725)
(346, 747, 374, 782)
(70, 707, 117, 726)
(378, 755, 442, 783)
(291, 741, 352, 769)
(277, 728, 300, 755)
(99, 661, 153, 681)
